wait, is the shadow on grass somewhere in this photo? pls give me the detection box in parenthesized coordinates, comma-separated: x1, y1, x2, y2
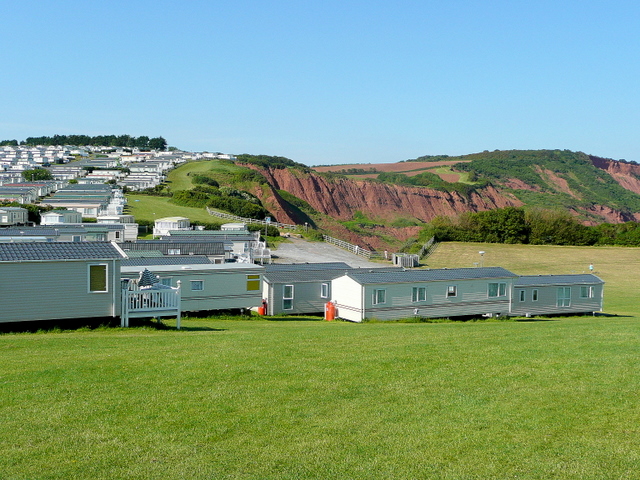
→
(514, 317, 558, 322)
(0, 317, 121, 334)
(514, 312, 629, 322)
(266, 315, 324, 322)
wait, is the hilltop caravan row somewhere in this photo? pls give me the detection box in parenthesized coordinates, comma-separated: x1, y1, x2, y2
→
(0, 242, 604, 326)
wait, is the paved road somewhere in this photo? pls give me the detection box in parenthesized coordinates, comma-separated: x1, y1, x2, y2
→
(270, 237, 384, 268)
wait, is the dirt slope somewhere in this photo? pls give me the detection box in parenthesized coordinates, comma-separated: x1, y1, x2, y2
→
(257, 168, 520, 223)
(591, 156, 640, 196)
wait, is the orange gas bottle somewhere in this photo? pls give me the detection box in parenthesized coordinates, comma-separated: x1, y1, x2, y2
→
(258, 300, 267, 316)
(325, 301, 335, 321)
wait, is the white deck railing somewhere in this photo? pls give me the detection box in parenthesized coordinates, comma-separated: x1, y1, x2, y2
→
(322, 234, 382, 259)
(121, 281, 182, 328)
(206, 207, 298, 230)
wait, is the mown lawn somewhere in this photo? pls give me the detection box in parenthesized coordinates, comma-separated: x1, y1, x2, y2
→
(125, 194, 220, 225)
(1, 244, 639, 479)
(165, 159, 246, 192)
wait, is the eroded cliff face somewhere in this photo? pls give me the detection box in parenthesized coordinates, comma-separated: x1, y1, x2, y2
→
(578, 205, 640, 224)
(591, 156, 640, 196)
(245, 164, 640, 248)
(258, 168, 522, 223)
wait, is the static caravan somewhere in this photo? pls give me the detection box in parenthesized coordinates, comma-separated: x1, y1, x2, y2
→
(332, 267, 519, 322)
(165, 229, 261, 255)
(121, 262, 264, 313)
(511, 274, 604, 317)
(40, 209, 83, 225)
(0, 207, 28, 226)
(121, 240, 227, 263)
(153, 216, 190, 237)
(0, 242, 126, 324)
(262, 262, 353, 316)
(0, 226, 87, 243)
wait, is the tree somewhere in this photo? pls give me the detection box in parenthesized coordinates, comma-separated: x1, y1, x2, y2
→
(135, 136, 150, 149)
(148, 136, 167, 151)
(22, 168, 54, 182)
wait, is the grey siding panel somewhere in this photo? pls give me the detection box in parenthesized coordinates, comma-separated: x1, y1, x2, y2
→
(364, 300, 511, 320)
(121, 267, 263, 313)
(510, 285, 603, 316)
(0, 260, 118, 323)
(268, 281, 328, 316)
(362, 279, 513, 321)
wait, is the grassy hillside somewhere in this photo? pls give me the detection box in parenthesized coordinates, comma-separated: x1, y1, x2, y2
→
(165, 159, 258, 192)
(1, 244, 639, 479)
(454, 149, 640, 213)
(315, 149, 640, 218)
(124, 194, 222, 225)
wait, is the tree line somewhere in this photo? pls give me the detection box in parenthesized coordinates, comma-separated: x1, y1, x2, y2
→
(1, 135, 167, 150)
(423, 207, 640, 246)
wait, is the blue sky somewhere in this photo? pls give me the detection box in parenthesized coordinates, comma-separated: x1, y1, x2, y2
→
(2, 1, 639, 165)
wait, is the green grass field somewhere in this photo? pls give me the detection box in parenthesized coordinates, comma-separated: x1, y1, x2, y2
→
(1, 243, 639, 479)
(125, 194, 221, 225)
(165, 159, 247, 192)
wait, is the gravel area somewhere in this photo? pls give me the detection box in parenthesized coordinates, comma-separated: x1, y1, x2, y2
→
(270, 237, 384, 268)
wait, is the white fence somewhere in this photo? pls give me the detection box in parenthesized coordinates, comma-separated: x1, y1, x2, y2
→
(418, 236, 439, 259)
(322, 234, 382, 259)
(206, 207, 298, 230)
(121, 282, 182, 328)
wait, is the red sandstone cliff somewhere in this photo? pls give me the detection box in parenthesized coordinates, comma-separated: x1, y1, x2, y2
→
(243, 162, 640, 245)
(590, 156, 640, 196)
(252, 167, 521, 224)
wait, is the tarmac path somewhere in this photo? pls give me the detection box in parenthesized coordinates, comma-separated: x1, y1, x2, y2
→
(270, 236, 384, 268)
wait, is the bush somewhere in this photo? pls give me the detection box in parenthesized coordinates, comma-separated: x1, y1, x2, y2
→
(192, 175, 219, 187)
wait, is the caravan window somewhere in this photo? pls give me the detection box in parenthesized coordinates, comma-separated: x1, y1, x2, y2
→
(321, 283, 329, 299)
(580, 286, 594, 298)
(88, 264, 108, 293)
(283, 285, 294, 310)
(191, 280, 204, 291)
(412, 287, 426, 302)
(373, 289, 386, 305)
(488, 283, 507, 297)
(246, 274, 261, 291)
(557, 287, 571, 307)
(446, 285, 457, 298)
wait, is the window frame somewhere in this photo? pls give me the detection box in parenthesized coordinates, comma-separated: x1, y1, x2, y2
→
(532, 289, 539, 302)
(446, 285, 457, 298)
(246, 274, 261, 291)
(191, 280, 204, 291)
(518, 290, 525, 302)
(580, 286, 594, 298)
(283, 284, 294, 310)
(88, 263, 108, 293)
(320, 282, 329, 299)
(557, 287, 571, 307)
(412, 286, 427, 303)
(372, 289, 386, 305)
(488, 282, 507, 298)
